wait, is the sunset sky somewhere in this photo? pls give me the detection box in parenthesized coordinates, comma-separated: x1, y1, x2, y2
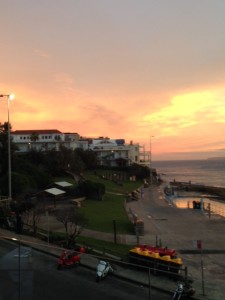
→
(1, 0, 225, 161)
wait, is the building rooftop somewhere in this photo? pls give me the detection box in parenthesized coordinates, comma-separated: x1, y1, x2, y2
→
(12, 129, 62, 135)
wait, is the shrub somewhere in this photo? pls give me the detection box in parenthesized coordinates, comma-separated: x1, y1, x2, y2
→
(77, 180, 105, 200)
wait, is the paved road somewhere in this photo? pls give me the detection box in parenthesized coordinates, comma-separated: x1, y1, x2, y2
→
(0, 239, 171, 300)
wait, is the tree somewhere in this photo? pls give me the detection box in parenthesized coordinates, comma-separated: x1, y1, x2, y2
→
(54, 207, 87, 248)
(10, 199, 40, 234)
(77, 180, 105, 200)
(128, 163, 150, 180)
(30, 131, 39, 142)
(0, 205, 16, 230)
(0, 122, 12, 174)
(22, 201, 44, 235)
(0, 122, 19, 197)
(75, 148, 98, 169)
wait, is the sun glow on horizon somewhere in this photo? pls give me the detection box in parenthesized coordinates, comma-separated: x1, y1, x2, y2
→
(1, 0, 225, 160)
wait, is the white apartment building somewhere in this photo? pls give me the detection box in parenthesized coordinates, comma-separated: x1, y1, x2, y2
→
(11, 130, 143, 166)
(11, 129, 81, 152)
(87, 138, 140, 166)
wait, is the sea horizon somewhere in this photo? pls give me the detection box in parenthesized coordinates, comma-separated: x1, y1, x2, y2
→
(153, 157, 225, 162)
(152, 159, 225, 188)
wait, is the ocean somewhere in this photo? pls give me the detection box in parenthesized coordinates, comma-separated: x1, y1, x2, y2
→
(152, 159, 225, 188)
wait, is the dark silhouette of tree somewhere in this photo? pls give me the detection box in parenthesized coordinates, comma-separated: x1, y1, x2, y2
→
(0, 122, 19, 197)
(77, 180, 105, 200)
(0, 122, 11, 174)
(22, 201, 44, 235)
(30, 131, 39, 142)
(128, 163, 150, 180)
(54, 207, 87, 248)
(9, 198, 44, 235)
(75, 148, 98, 169)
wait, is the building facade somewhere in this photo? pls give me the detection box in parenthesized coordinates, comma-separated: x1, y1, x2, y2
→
(87, 138, 140, 166)
(11, 129, 81, 152)
(11, 130, 147, 167)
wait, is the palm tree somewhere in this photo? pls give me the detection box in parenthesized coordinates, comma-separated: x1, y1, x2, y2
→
(29, 132, 39, 150)
(30, 132, 39, 142)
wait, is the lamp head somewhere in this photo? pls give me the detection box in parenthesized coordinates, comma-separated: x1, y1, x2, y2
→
(9, 94, 15, 100)
(0, 93, 15, 100)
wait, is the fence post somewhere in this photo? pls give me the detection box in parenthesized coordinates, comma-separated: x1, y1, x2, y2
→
(113, 220, 117, 244)
(201, 248, 205, 296)
(208, 203, 211, 220)
(184, 266, 188, 283)
(148, 267, 151, 300)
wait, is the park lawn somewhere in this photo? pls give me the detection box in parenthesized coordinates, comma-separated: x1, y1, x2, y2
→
(84, 170, 142, 194)
(54, 171, 143, 234)
(80, 171, 143, 234)
(80, 193, 134, 234)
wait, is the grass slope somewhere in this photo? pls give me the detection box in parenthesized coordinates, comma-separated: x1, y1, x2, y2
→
(80, 171, 142, 234)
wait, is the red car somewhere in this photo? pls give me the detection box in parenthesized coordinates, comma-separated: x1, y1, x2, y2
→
(57, 250, 82, 270)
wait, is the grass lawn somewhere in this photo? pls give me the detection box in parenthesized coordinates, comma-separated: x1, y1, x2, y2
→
(84, 170, 141, 194)
(80, 171, 142, 234)
(53, 171, 143, 235)
(80, 193, 133, 234)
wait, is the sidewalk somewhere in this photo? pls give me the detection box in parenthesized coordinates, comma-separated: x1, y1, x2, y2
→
(125, 185, 225, 300)
(1, 184, 224, 299)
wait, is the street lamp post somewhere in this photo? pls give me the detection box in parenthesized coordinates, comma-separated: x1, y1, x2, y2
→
(0, 93, 14, 200)
(149, 136, 154, 185)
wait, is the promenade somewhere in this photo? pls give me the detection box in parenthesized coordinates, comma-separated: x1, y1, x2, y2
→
(82, 184, 225, 299)
(1, 184, 225, 299)
(125, 185, 225, 300)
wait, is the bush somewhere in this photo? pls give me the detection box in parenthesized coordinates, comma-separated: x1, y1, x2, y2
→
(77, 180, 105, 200)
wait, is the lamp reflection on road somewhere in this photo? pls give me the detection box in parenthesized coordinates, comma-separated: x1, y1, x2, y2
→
(12, 237, 21, 299)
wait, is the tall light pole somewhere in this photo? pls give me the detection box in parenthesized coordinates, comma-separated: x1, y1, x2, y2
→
(0, 93, 14, 200)
(150, 135, 154, 185)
